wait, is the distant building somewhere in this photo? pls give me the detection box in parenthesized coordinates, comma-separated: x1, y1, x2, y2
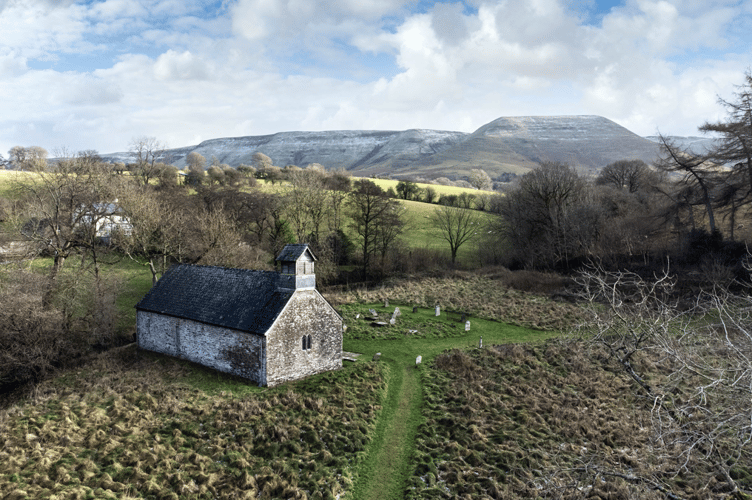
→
(79, 201, 132, 243)
(135, 244, 343, 387)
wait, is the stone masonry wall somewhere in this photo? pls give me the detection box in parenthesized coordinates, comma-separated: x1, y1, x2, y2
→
(137, 311, 178, 356)
(266, 290, 342, 387)
(137, 311, 266, 385)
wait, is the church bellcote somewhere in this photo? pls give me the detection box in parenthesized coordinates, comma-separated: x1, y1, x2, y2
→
(276, 244, 316, 290)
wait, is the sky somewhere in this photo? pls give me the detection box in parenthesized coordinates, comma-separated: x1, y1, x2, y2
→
(1, 0, 751, 157)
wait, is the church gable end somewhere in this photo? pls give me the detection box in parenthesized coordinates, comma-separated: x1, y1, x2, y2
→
(265, 290, 343, 387)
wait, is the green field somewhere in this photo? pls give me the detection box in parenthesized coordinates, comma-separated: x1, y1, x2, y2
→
(364, 177, 494, 198)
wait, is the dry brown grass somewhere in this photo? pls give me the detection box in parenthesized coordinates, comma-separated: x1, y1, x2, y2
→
(325, 273, 583, 330)
(407, 340, 747, 499)
(0, 344, 386, 499)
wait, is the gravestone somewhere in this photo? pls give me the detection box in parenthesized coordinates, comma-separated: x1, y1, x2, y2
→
(435, 305, 440, 316)
(392, 307, 401, 320)
(373, 352, 381, 361)
(416, 355, 422, 366)
(412, 306, 418, 313)
(369, 308, 377, 317)
(384, 298, 389, 307)
(389, 317, 396, 326)
(355, 313, 360, 319)
(465, 321, 471, 331)
(343, 325, 348, 333)
(479, 336, 483, 348)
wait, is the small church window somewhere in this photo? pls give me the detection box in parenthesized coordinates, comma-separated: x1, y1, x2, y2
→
(302, 335, 312, 351)
(307, 335, 312, 350)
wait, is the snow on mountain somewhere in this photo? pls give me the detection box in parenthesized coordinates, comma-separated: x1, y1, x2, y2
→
(100, 116, 671, 178)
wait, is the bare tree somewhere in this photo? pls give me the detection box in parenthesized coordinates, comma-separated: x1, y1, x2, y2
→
(285, 167, 329, 243)
(430, 205, 481, 264)
(129, 136, 168, 185)
(324, 169, 351, 234)
(468, 168, 492, 191)
(655, 135, 720, 234)
(346, 179, 401, 278)
(596, 159, 655, 193)
(700, 71, 752, 199)
(8, 145, 48, 171)
(116, 185, 189, 285)
(497, 161, 587, 266)
(252, 152, 273, 179)
(572, 264, 752, 497)
(186, 151, 206, 171)
(12, 149, 117, 294)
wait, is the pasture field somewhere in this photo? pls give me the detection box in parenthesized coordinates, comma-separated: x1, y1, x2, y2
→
(364, 177, 495, 199)
(397, 199, 498, 265)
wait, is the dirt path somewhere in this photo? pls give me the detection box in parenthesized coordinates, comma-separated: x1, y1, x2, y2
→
(356, 358, 421, 500)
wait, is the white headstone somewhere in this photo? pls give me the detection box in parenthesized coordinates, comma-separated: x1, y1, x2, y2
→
(479, 336, 483, 348)
(356, 313, 360, 319)
(393, 307, 401, 318)
(384, 298, 389, 307)
(435, 305, 440, 316)
(465, 321, 471, 331)
(416, 355, 422, 366)
(389, 317, 396, 325)
(369, 308, 377, 317)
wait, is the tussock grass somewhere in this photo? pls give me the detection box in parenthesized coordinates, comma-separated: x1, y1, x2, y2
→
(327, 273, 584, 331)
(0, 344, 387, 499)
(406, 340, 743, 499)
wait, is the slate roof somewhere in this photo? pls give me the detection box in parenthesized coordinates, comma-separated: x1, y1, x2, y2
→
(276, 243, 316, 262)
(135, 264, 294, 335)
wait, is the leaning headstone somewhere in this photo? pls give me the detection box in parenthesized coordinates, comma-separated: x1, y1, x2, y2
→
(355, 313, 360, 319)
(479, 336, 483, 348)
(384, 298, 389, 307)
(369, 308, 378, 317)
(408, 329, 418, 335)
(343, 325, 348, 333)
(435, 305, 440, 316)
(389, 317, 396, 326)
(416, 355, 422, 367)
(412, 306, 418, 313)
(373, 352, 381, 361)
(465, 321, 471, 332)
(392, 307, 401, 320)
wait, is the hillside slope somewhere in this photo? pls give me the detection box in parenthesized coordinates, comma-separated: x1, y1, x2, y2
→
(101, 115, 662, 179)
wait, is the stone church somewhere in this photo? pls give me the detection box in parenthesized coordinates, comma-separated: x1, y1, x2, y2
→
(135, 244, 342, 387)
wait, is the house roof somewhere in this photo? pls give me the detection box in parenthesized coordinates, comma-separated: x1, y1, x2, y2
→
(135, 264, 294, 335)
(276, 243, 316, 262)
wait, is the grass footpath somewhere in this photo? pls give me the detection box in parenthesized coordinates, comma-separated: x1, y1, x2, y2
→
(342, 302, 557, 500)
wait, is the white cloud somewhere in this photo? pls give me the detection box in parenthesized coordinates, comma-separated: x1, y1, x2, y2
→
(1, 0, 752, 158)
(154, 50, 212, 81)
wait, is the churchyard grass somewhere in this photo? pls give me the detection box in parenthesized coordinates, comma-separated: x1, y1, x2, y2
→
(0, 344, 388, 500)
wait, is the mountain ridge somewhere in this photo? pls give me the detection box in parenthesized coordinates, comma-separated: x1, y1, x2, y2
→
(101, 115, 663, 179)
